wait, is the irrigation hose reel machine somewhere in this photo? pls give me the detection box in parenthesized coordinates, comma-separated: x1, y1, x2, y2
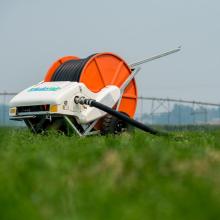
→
(9, 47, 181, 136)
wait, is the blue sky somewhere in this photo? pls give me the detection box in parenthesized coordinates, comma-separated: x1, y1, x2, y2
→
(1, 0, 220, 103)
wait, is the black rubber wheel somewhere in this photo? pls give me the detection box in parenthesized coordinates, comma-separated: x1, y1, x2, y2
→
(100, 113, 133, 135)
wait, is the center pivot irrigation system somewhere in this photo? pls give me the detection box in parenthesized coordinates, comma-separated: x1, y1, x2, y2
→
(9, 47, 181, 136)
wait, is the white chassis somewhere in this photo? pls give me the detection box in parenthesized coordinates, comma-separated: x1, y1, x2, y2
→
(9, 81, 121, 136)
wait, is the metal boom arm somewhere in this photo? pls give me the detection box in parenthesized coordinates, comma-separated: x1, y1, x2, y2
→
(130, 46, 181, 68)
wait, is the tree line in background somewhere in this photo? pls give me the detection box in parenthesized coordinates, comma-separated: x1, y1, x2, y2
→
(141, 104, 220, 125)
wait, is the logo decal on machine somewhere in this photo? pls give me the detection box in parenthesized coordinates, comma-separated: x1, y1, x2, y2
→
(28, 87, 61, 92)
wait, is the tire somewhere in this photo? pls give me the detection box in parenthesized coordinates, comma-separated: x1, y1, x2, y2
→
(100, 113, 133, 135)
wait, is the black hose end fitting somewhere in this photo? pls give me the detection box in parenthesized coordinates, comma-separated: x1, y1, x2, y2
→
(74, 96, 94, 106)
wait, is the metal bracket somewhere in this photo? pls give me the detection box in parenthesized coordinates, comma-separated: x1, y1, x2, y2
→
(64, 116, 83, 137)
(117, 67, 141, 110)
(83, 119, 99, 136)
(64, 116, 100, 137)
(120, 67, 141, 94)
(24, 119, 37, 133)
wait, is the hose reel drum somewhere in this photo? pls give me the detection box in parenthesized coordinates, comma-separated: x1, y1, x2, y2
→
(44, 53, 138, 134)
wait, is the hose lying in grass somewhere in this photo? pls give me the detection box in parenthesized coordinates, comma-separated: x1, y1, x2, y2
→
(74, 97, 169, 137)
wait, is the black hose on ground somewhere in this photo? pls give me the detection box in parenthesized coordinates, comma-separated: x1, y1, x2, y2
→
(74, 97, 168, 136)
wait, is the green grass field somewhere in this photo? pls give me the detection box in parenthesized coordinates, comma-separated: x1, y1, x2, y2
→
(1, 128, 220, 220)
